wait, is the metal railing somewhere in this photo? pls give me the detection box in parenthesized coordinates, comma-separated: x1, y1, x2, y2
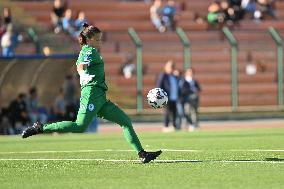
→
(222, 27, 238, 111)
(176, 27, 191, 70)
(3, 27, 283, 112)
(128, 28, 143, 112)
(268, 27, 283, 108)
(27, 27, 41, 54)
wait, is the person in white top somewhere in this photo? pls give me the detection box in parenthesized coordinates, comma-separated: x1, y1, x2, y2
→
(150, 0, 166, 33)
(1, 24, 15, 57)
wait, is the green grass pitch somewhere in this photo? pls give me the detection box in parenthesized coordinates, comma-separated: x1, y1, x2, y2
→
(0, 128, 284, 189)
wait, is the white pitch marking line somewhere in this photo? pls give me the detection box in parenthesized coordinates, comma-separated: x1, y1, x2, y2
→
(0, 159, 283, 163)
(0, 149, 134, 154)
(162, 149, 202, 152)
(0, 149, 283, 154)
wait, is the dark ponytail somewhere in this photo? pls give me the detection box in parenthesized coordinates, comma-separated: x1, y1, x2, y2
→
(79, 32, 87, 46)
(78, 22, 101, 46)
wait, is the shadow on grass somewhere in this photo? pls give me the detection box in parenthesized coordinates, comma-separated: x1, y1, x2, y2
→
(154, 160, 203, 164)
(151, 157, 284, 164)
(231, 158, 284, 162)
(265, 158, 284, 162)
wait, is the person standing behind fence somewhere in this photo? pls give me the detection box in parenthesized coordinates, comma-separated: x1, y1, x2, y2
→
(62, 74, 78, 121)
(173, 69, 183, 130)
(178, 68, 201, 131)
(1, 24, 17, 57)
(8, 93, 29, 134)
(25, 87, 48, 125)
(157, 60, 179, 132)
(53, 87, 66, 121)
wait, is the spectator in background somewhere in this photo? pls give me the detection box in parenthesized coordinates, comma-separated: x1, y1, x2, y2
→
(228, 0, 242, 7)
(120, 53, 135, 79)
(157, 60, 179, 132)
(2, 7, 12, 30)
(0, 17, 4, 39)
(241, 0, 257, 19)
(256, 0, 277, 20)
(62, 74, 78, 121)
(162, 0, 178, 31)
(0, 108, 11, 135)
(207, 1, 224, 27)
(25, 87, 48, 124)
(219, 1, 231, 23)
(228, 0, 245, 22)
(62, 9, 77, 38)
(178, 68, 201, 131)
(1, 24, 18, 57)
(173, 69, 183, 130)
(74, 11, 88, 31)
(194, 13, 206, 24)
(53, 87, 66, 121)
(8, 93, 29, 134)
(207, 0, 246, 28)
(50, 0, 67, 34)
(220, 0, 243, 26)
(150, 0, 166, 33)
(245, 51, 257, 75)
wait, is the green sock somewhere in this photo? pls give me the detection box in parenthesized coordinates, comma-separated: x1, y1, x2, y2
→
(122, 124, 144, 153)
(43, 121, 86, 133)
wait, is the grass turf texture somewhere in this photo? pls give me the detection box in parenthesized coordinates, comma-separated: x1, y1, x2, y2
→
(0, 128, 284, 189)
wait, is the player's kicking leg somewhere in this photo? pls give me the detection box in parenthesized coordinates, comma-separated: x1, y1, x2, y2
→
(97, 100, 162, 163)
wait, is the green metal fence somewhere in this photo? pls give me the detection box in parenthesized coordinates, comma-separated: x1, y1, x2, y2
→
(222, 27, 238, 111)
(127, 26, 284, 112)
(128, 28, 143, 112)
(268, 27, 283, 108)
(27, 27, 41, 54)
(176, 27, 191, 70)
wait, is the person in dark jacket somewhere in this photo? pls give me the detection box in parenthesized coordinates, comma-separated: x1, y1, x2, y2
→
(157, 60, 179, 132)
(8, 93, 29, 134)
(178, 68, 201, 131)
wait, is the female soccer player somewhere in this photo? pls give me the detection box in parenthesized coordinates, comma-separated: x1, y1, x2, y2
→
(22, 23, 162, 163)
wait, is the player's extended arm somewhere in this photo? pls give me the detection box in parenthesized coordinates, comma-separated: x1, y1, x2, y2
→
(77, 64, 95, 86)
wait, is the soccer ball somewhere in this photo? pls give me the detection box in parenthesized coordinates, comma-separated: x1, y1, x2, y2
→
(146, 88, 168, 109)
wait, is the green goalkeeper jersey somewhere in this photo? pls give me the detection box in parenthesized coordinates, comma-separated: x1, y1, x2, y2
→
(76, 44, 108, 91)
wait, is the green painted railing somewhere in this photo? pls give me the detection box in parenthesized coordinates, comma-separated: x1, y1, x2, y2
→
(128, 28, 143, 112)
(268, 27, 283, 108)
(222, 27, 238, 111)
(27, 28, 41, 54)
(176, 27, 190, 70)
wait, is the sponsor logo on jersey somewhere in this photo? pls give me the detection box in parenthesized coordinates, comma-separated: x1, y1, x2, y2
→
(86, 50, 92, 55)
(88, 103, 95, 111)
(83, 55, 91, 65)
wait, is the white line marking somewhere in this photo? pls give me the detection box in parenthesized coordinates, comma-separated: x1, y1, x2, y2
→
(0, 149, 134, 154)
(0, 159, 283, 163)
(162, 149, 202, 152)
(0, 149, 283, 154)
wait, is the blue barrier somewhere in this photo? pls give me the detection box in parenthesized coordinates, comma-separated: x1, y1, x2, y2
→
(0, 54, 78, 60)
